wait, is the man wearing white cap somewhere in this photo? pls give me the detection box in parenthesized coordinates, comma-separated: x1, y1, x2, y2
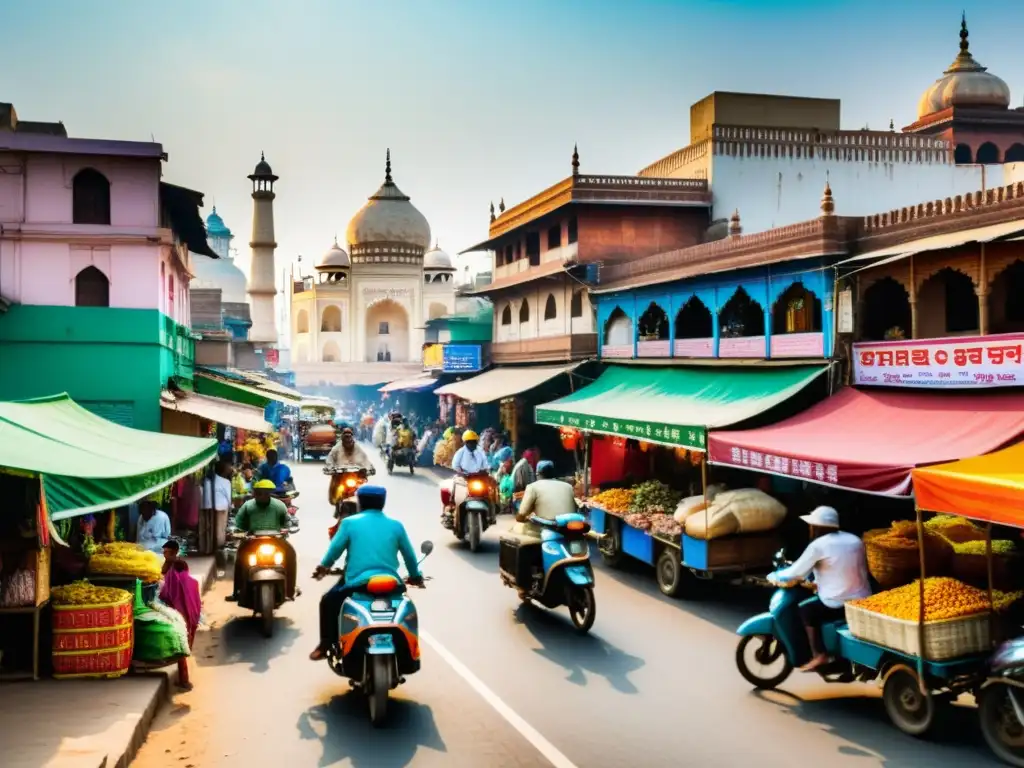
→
(769, 505, 870, 672)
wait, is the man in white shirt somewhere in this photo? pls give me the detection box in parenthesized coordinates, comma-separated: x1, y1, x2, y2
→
(770, 505, 870, 672)
(203, 459, 234, 549)
(136, 500, 172, 553)
(451, 430, 489, 475)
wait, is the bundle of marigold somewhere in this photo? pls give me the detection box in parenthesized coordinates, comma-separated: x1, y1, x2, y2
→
(93, 542, 144, 557)
(88, 549, 163, 584)
(51, 580, 131, 606)
(588, 488, 635, 515)
(849, 577, 1023, 622)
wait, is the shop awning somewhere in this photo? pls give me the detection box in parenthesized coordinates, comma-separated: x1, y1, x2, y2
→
(435, 364, 576, 404)
(708, 388, 1024, 496)
(195, 370, 295, 406)
(913, 443, 1024, 526)
(379, 375, 438, 394)
(0, 394, 217, 520)
(535, 365, 826, 451)
(160, 390, 271, 433)
(841, 219, 1024, 267)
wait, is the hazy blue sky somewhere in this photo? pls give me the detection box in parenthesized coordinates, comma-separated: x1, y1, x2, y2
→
(2, 0, 1022, 280)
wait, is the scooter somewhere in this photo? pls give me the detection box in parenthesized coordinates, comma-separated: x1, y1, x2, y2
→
(232, 529, 295, 638)
(499, 512, 597, 634)
(440, 472, 495, 552)
(979, 637, 1024, 767)
(323, 541, 434, 727)
(324, 465, 375, 537)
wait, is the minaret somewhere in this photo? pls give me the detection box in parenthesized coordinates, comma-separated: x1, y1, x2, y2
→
(246, 152, 279, 345)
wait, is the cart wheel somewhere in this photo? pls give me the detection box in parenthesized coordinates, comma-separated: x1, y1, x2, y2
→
(600, 518, 623, 568)
(979, 684, 1024, 767)
(656, 548, 689, 599)
(883, 666, 935, 737)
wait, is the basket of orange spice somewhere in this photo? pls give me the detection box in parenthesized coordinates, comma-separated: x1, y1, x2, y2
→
(845, 577, 1023, 661)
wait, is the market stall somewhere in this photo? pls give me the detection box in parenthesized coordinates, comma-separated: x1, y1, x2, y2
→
(535, 364, 828, 597)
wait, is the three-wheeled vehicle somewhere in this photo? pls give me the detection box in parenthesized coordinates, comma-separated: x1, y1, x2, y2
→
(299, 398, 338, 461)
(736, 442, 1024, 766)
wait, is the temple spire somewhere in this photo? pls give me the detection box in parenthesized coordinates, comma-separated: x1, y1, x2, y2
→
(960, 11, 969, 55)
(572, 143, 580, 176)
(385, 148, 393, 184)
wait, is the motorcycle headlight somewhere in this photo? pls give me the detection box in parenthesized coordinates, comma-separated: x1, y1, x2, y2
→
(258, 543, 277, 557)
(248, 553, 257, 567)
(273, 551, 284, 565)
(469, 480, 485, 494)
(345, 478, 357, 488)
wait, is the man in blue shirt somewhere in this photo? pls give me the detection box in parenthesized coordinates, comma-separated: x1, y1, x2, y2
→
(255, 449, 293, 492)
(310, 485, 423, 661)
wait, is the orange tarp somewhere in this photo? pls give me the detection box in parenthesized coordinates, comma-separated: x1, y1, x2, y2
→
(912, 442, 1024, 527)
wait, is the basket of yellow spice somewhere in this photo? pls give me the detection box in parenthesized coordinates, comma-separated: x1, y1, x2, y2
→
(925, 515, 1022, 591)
(845, 577, 1023, 660)
(863, 520, 953, 589)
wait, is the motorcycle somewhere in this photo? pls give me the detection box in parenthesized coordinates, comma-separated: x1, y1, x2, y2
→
(324, 465, 375, 535)
(386, 444, 415, 475)
(499, 511, 597, 633)
(232, 529, 295, 637)
(323, 541, 434, 727)
(979, 637, 1024, 767)
(440, 472, 495, 552)
(277, 489, 301, 533)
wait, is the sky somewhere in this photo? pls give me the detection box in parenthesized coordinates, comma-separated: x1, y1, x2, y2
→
(3, 0, 1023, 284)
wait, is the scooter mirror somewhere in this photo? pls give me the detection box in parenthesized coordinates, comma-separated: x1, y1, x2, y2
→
(420, 541, 434, 556)
(772, 547, 787, 568)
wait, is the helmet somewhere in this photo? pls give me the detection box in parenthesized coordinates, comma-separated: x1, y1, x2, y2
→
(462, 430, 479, 442)
(253, 479, 276, 490)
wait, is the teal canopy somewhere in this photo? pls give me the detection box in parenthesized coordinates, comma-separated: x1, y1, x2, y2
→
(0, 394, 217, 519)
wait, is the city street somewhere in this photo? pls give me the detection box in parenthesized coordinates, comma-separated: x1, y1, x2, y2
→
(134, 455, 996, 767)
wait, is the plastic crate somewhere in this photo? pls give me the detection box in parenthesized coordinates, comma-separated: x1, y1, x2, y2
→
(845, 603, 991, 660)
(52, 642, 133, 679)
(52, 595, 133, 631)
(52, 623, 133, 652)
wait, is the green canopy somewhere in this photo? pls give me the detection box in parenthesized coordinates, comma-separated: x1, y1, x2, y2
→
(0, 394, 217, 519)
(535, 365, 826, 451)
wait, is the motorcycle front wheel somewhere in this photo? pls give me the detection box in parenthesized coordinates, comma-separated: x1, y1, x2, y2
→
(735, 634, 792, 690)
(467, 511, 481, 552)
(368, 655, 390, 728)
(568, 586, 596, 634)
(979, 684, 1024, 766)
(259, 582, 275, 638)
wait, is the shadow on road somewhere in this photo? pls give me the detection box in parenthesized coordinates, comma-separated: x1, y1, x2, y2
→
(198, 614, 301, 674)
(513, 603, 645, 694)
(752, 688, 993, 766)
(297, 692, 446, 767)
(443, 537, 501, 574)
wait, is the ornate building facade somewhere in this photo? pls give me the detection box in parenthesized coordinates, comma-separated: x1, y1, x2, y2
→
(289, 151, 457, 386)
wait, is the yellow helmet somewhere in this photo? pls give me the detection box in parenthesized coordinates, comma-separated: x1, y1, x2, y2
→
(462, 430, 479, 442)
(253, 479, 276, 490)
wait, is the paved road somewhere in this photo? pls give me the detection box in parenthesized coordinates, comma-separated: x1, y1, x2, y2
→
(134, 453, 998, 767)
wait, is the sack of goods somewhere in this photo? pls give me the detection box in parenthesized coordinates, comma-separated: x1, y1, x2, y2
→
(684, 488, 787, 540)
(672, 484, 727, 525)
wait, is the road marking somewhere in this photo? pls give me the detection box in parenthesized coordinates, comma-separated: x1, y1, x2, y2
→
(420, 630, 579, 768)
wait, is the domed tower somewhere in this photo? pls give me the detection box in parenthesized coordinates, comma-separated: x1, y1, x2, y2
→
(246, 153, 279, 344)
(315, 238, 351, 285)
(905, 15, 1023, 164)
(423, 242, 457, 322)
(205, 206, 234, 260)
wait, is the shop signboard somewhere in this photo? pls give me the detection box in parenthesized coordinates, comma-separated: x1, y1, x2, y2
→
(853, 333, 1024, 389)
(770, 332, 824, 358)
(422, 344, 444, 370)
(443, 344, 482, 373)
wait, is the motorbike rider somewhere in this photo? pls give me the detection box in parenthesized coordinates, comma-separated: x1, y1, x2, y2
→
(508, 461, 576, 591)
(227, 479, 297, 602)
(326, 426, 372, 471)
(255, 448, 294, 493)
(451, 430, 488, 476)
(768, 506, 870, 672)
(310, 485, 424, 661)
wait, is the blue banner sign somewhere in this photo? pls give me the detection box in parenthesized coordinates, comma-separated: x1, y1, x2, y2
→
(443, 345, 482, 373)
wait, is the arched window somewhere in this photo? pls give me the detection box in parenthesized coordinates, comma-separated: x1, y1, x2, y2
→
(674, 296, 712, 339)
(501, 304, 512, 326)
(861, 277, 911, 341)
(75, 266, 110, 307)
(519, 299, 530, 323)
(72, 169, 111, 225)
(771, 282, 822, 334)
(977, 142, 1000, 164)
(954, 144, 973, 164)
(718, 287, 764, 338)
(543, 293, 557, 320)
(988, 260, 1024, 333)
(320, 305, 342, 332)
(570, 290, 584, 318)
(1006, 144, 1024, 163)
(603, 307, 633, 346)
(918, 268, 978, 335)
(296, 309, 310, 333)
(637, 302, 669, 340)
(322, 340, 341, 363)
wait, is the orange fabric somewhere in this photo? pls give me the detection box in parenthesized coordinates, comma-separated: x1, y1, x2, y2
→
(913, 442, 1024, 527)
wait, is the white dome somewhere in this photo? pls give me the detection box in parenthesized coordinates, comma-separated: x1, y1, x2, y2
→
(346, 151, 431, 252)
(190, 252, 248, 304)
(423, 244, 454, 270)
(316, 240, 351, 269)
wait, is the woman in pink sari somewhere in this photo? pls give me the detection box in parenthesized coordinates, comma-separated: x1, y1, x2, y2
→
(160, 540, 202, 691)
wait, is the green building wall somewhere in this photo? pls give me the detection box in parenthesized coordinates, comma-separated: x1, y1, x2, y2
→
(0, 305, 195, 431)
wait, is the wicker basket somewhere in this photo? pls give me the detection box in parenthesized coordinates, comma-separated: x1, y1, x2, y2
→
(845, 603, 991, 660)
(52, 595, 133, 632)
(951, 552, 1021, 592)
(863, 528, 952, 589)
(52, 642, 133, 679)
(52, 623, 133, 653)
